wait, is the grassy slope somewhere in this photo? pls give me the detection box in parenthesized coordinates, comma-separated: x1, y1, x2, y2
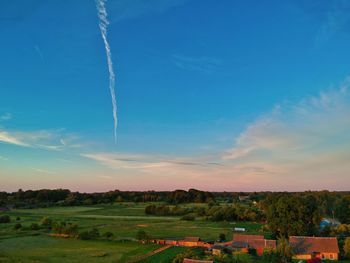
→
(0, 235, 158, 263)
(0, 203, 267, 262)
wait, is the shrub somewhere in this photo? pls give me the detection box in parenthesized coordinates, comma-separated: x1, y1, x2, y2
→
(181, 214, 195, 221)
(103, 231, 114, 239)
(31, 223, 40, 230)
(78, 231, 92, 240)
(136, 230, 149, 241)
(14, 223, 22, 230)
(78, 228, 100, 240)
(40, 216, 52, 228)
(307, 258, 322, 263)
(0, 215, 11, 223)
(16, 216, 21, 221)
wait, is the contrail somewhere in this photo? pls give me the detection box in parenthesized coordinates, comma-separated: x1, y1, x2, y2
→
(95, 0, 118, 143)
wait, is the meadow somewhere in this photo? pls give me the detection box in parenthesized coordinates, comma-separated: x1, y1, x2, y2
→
(0, 203, 264, 262)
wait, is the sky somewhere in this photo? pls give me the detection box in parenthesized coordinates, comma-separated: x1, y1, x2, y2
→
(1, 0, 350, 192)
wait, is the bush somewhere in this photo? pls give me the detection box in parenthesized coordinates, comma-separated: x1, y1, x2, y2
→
(40, 216, 52, 228)
(136, 230, 149, 241)
(16, 216, 21, 221)
(31, 223, 40, 230)
(78, 228, 100, 240)
(0, 215, 11, 223)
(181, 214, 195, 221)
(78, 231, 92, 240)
(14, 223, 22, 230)
(103, 231, 114, 239)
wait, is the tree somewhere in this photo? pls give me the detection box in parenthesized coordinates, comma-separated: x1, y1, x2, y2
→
(219, 233, 226, 242)
(0, 215, 10, 223)
(136, 230, 149, 242)
(40, 216, 52, 228)
(276, 237, 293, 263)
(344, 237, 350, 259)
(266, 194, 320, 237)
(14, 223, 22, 230)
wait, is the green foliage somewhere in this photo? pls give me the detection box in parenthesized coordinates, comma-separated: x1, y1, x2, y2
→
(40, 216, 52, 228)
(261, 249, 281, 263)
(219, 233, 226, 242)
(78, 228, 100, 240)
(0, 214, 11, 223)
(30, 223, 40, 230)
(13, 223, 22, 230)
(344, 237, 350, 259)
(335, 197, 350, 224)
(103, 231, 114, 239)
(136, 230, 149, 241)
(266, 194, 321, 237)
(181, 214, 195, 221)
(276, 236, 293, 263)
(53, 221, 78, 236)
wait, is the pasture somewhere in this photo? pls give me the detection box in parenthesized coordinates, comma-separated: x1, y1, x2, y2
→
(0, 203, 265, 262)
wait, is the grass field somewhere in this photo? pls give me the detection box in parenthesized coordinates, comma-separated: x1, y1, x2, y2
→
(0, 203, 267, 262)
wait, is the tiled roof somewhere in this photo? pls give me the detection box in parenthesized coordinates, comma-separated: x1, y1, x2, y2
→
(183, 237, 201, 242)
(233, 234, 264, 242)
(289, 236, 339, 254)
(249, 239, 277, 249)
(231, 234, 276, 250)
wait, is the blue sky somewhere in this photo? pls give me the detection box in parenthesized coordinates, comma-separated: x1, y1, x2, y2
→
(1, 0, 350, 192)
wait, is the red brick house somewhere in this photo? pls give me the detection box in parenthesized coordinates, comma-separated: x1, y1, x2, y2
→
(289, 236, 339, 261)
(231, 234, 276, 256)
(154, 237, 212, 248)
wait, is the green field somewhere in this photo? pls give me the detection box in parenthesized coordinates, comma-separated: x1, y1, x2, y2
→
(0, 203, 266, 262)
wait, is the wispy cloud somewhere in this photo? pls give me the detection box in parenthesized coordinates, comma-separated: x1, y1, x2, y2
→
(221, 77, 350, 190)
(0, 131, 29, 147)
(0, 155, 8, 161)
(172, 54, 222, 74)
(0, 128, 81, 151)
(95, 0, 118, 143)
(81, 152, 220, 171)
(0, 113, 12, 121)
(82, 77, 350, 191)
(313, 0, 350, 44)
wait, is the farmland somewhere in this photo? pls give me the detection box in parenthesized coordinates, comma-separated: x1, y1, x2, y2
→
(0, 203, 264, 262)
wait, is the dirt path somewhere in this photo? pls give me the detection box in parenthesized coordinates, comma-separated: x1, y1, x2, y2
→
(127, 245, 172, 263)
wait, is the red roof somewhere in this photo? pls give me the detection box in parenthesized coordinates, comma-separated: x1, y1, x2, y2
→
(233, 234, 264, 242)
(289, 236, 339, 254)
(183, 237, 201, 242)
(250, 239, 277, 250)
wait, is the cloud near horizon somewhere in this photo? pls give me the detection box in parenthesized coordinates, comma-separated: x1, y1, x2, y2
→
(82, 78, 350, 191)
(0, 128, 81, 151)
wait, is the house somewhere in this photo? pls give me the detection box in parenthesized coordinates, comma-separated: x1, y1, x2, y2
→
(153, 237, 212, 248)
(231, 234, 276, 256)
(211, 244, 232, 255)
(320, 218, 340, 230)
(183, 259, 213, 263)
(289, 236, 339, 261)
(238, 195, 250, 202)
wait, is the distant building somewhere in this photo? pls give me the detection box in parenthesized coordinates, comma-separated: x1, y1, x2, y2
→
(238, 195, 250, 202)
(230, 234, 276, 256)
(153, 237, 212, 248)
(233, 227, 246, 232)
(289, 236, 339, 261)
(320, 218, 340, 230)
